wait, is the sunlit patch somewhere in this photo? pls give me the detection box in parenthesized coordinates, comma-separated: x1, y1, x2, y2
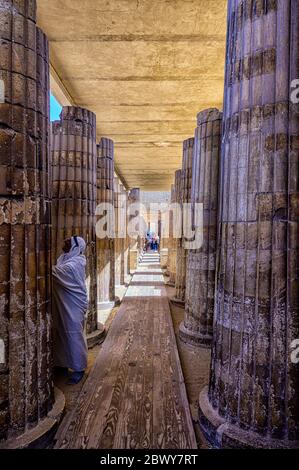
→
(137, 266, 161, 273)
(0, 339, 5, 365)
(130, 274, 164, 283)
(126, 286, 162, 298)
(85, 275, 91, 300)
(126, 253, 164, 297)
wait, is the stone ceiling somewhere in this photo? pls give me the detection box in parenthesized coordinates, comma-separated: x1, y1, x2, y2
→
(37, 0, 227, 190)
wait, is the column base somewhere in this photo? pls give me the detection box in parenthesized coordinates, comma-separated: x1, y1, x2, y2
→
(199, 387, 299, 449)
(166, 280, 175, 287)
(129, 249, 139, 272)
(0, 387, 65, 449)
(170, 297, 185, 309)
(86, 323, 106, 349)
(179, 322, 212, 348)
(160, 248, 168, 269)
(129, 270, 137, 275)
(166, 273, 176, 287)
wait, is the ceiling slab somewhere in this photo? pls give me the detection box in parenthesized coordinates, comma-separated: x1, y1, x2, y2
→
(37, 0, 227, 190)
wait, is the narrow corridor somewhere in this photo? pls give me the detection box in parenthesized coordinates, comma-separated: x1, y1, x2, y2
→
(55, 253, 196, 449)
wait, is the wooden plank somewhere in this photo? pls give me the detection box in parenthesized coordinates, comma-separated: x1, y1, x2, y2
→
(55, 252, 196, 449)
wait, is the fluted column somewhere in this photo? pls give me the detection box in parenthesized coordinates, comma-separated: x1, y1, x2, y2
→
(179, 109, 222, 347)
(122, 187, 130, 282)
(160, 214, 170, 270)
(128, 188, 141, 273)
(120, 184, 129, 285)
(51, 106, 98, 335)
(96, 138, 116, 311)
(172, 138, 194, 307)
(114, 178, 126, 287)
(199, 0, 299, 448)
(0, 1, 63, 446)
(166, 184, 177, 286)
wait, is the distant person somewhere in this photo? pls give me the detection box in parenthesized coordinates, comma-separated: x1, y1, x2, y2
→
(146, 232, 152, 252)
(52, 236, 88, 385)
(151, 235, 155, 251)
(152, 234, 159, 252)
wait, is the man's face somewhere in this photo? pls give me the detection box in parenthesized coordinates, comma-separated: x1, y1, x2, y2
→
(63, 238, 72, 253)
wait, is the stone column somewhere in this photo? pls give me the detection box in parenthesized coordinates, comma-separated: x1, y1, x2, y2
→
(172, 138, 194, 307)
(51, 106, 98, 337)
(122, 187, 130, 283)
(179, 109, 222, 347)
(166, 184, 177, 286)
(160, 213, 170, 270)
(199, 0, 299, 448)
(171, 170, 182, 292)
(114, 177, 126, 287)
(0, 1, 64, 447)
(96, 138, 116, 312)
(128, 188, 141, 273)
(160, 249, 168, 269)
(119, 183, 128, 285)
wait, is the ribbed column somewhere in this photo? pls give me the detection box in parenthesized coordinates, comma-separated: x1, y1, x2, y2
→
(0, 1, 63, 446)
(199, 0, 299, 448)
(160, 214, 170, 270)
(160, 244, 169, 269)
(97, 138, 116, 311)
(166, 184, 177, 286)
(120, 184, 128, 285)
(122, 187, 130, 281)
(179, 109, 222, 347)
(128, 188, 141, 273)
(173, 138, 194, 306)
(51, 106, 98, 335)
(114, 178, 126, 287)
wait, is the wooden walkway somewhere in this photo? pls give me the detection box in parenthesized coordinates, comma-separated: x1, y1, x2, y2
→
(55, 253, 197, 449)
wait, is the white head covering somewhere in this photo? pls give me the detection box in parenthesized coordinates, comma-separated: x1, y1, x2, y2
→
(57, 236, 87, 266)
(52, 235, 88, 372)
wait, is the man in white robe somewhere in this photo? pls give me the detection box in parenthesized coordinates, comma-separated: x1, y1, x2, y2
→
(52, 236, 88, 385)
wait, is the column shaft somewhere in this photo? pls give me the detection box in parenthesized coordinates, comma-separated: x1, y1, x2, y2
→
(180, 109, 222, 347)
(0, 1, 56, 443)
(51, 106, 98, 335)
(199, 0, 299, 448)
(97, 138, 116, 310)
(167, 184, 177, 286)
(128, 188, 141, 272)
(173, 138, 194, 306)
(123, 188, 130, 281)
(114, 178, 126, 286)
